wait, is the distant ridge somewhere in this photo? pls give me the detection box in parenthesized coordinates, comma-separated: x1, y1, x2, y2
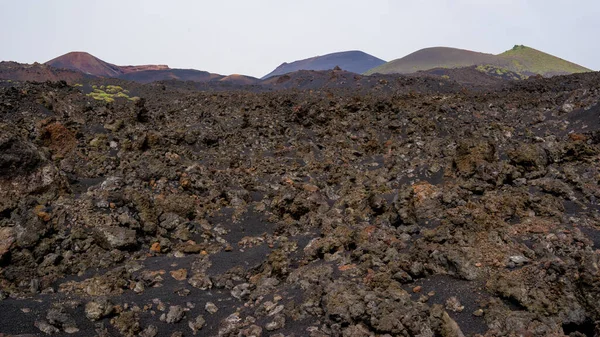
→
(262, 50, 385, 79)
(5, 46, 591, 86)
(0, 61, 92, 83)
(119, 65, 170, 74)
(118, 69, 221, 84)
(42, 51, 258, 85)
(45, 52, 170, 78)
(366, 45, 591, 77)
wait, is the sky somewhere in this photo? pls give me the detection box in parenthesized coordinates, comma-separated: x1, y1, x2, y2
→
(1, 0, 599, 78)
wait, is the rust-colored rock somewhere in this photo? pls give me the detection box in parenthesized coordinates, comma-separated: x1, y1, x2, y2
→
(150, 242, 161, 253)
(169, 269, 188, 281)
(40, 122, 76, 158)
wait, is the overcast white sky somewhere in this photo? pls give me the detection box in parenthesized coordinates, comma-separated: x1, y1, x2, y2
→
(1, 0, 598, 77)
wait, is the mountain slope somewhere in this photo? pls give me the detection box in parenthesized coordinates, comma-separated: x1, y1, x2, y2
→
(366, 45, 591, 77)
(498, 45, 590, 76)
(118, 69, 222, 83)
(262, 50, 385, 79)
(219, 74, 259, 85)
(119, 65, 170, 74)
(44, 52, 259, 85)
(45, 52, 171, 78)
(366, 47, 498, 75)
(0, 61, 92, 83)
(45, 52, 124, 77)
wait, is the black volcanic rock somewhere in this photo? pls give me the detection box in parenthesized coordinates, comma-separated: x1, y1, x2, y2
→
(262, 50, 385, 79)
(1, 68, 600, 337)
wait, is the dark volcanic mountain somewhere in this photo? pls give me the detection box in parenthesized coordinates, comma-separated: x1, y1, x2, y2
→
(262, 50, 385, 79)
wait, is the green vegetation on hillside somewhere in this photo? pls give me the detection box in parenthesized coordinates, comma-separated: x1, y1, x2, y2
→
(87, 84, 139, 103)
(366, 45, 591, 77)
(475, 64, 528, 80)
(364, 47, 499, 75)
(498, 45, 589, 76)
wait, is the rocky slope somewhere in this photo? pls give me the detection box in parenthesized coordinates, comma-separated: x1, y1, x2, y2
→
(0, 71, 599, 336)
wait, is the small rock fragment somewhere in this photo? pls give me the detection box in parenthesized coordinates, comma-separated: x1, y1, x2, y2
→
(188, 272, 213, 290)
(96, 226, 137, 250)
(509, 255, 529, 266)
(0, 227, 16, 261)
(133, 281, 145, 293)
(170, 268, 188, 281)
(268, 304, 285, 317)
(561, 103, 575, 113)
(231, 283, 252, 300)
(205, 302, 218, 314)
(240, 324, 263, 336)
(46, 306, 77, 332)
(139, 325, 159, 337)
(473, 309, 484, 317)
(64, 327, 80, 334)
(111, 311, 141, 336)
(165, 305, 185, 323)
(150, 242, 161, 253)
(85, 299, 114, 321)
(35, 320, 59, 334)
(188, 315, 206, 335)
(218, 313, 242, 336)
(392, 270, 413, 283)
(445, 296, 465, 312)
(265, 315, 285, 331)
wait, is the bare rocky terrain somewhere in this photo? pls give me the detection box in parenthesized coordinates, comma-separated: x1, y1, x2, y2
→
(0, 70, 599, 337)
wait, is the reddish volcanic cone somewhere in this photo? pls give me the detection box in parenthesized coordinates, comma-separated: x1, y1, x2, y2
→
(45, 51, 124, 77)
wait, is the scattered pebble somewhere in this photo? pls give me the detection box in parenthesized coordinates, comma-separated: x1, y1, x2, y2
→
(165, 305, 185, 324)
(205, 302, 218, 314)
(445, 296, 465, 313)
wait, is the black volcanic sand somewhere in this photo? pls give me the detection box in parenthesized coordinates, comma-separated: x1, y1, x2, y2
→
(1, 72, 600, 337)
